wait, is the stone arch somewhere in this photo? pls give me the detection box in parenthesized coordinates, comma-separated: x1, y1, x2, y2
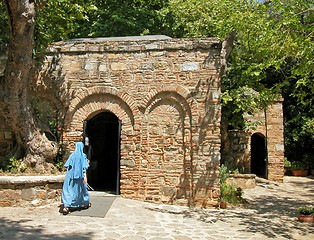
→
(140, 85, 193, 120)
(139, 88, 194, 202)
(140, 84, 195, 115)
(66, 87, 139, 128)
(69, 93, 136, 130)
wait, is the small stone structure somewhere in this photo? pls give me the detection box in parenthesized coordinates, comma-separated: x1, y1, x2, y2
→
(0, 35, 285, 208)
(0, 175, 63, 207)
(38, 35, 226, 207)
(221, 100, 285, 182)
(227, 174, 256, 189)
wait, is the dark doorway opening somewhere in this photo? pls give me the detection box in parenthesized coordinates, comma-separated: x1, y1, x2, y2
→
(251, 133, 267, 178)
(84, 112, 121, 194)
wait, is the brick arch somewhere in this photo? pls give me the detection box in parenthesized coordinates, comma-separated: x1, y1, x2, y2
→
(65, 87, 139, 128)
(68, 87, 138, 115)
(140, 85, 194, 111)
(66, 94, 137, 133)
(145, 92, 191, 121)
(139, 89, 195, 202)
(140, 85, 194, 121)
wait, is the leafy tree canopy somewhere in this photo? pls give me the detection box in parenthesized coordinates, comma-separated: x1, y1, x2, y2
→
(79, 0, 171, 38)
(0, 0, 313, 163)
(166, 0, 313, 162)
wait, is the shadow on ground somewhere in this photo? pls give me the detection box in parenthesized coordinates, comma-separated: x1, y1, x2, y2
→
(0, 217, 93, 240)
(145, 176, 314, 240)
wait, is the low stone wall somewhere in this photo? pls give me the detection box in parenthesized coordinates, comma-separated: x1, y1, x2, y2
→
(0, 175, 64, 207)
(227, 174, 256, 189)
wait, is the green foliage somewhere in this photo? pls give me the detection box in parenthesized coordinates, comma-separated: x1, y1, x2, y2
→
(168, 0, 313, 160)
(298, 206, 314, 216)
(55, 160, 64, 172)
(34, 0, 173, 49)
(35, 0, 97, 52)
(219, 165, 243, 204)
(284, 158, 291, 168)
(219, 164, 229, 184)
(290, 161, 308, 171)
(77, 0, 172, 38)
(7, 157, 27, 173)
(283, 76, 314, 163)
(220, 182, 243, 204)
(0, 1, 9, 45)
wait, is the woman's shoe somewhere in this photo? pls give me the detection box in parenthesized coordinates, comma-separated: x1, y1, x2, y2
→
(82, 203, 91, 209)
(62, 207, 70, 215)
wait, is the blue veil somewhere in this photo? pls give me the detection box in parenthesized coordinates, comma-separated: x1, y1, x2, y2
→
(64, 142, 89, 179)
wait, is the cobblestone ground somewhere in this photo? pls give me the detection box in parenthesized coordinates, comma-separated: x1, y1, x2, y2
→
(0, 176, 313, 240)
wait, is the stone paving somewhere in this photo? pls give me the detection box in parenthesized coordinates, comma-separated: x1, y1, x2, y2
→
(0, 176, 313, 240)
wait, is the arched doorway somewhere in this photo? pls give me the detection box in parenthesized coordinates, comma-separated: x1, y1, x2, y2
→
(84, 112, 121, 194)
(251, 133, 267, 178)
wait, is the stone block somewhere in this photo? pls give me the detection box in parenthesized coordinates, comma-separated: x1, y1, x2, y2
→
(36, 190, 47, 200)
(111, 62, 127, 71)
(181, 62, 199, 71)
(227, 174, 256, 189)
(21, 188, 36, 201)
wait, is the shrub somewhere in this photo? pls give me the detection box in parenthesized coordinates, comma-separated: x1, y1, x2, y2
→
(7, 157, 27, 173)
(298, 206, 314, 216)
(290, 161, 308, 171)
(219, 165, 243, 204)
(284, 158, 291, 168)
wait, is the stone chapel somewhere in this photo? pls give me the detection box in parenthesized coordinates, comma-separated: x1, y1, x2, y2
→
(0, 35, 284, 207)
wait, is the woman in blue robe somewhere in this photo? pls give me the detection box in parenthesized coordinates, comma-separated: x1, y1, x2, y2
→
(61, 141, 90, 214)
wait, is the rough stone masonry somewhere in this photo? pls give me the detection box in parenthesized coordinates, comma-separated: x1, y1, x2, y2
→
(38, 35, 228, 207)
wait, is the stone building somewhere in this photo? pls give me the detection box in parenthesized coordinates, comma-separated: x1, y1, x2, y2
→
(221, 99, 285, 182)
(42, 35, 225, 207)
(0, 35, 284, 207)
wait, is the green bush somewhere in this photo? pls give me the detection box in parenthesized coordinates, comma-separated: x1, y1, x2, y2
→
(220, 164, 229, 184)
(298, 206, 314, 216)
(290, 161, 308, 171)
(7, 157, 27, 173)
(284, 158, 291, 168)
(219, 165, 243, 204)
(220, 182, 243, 204)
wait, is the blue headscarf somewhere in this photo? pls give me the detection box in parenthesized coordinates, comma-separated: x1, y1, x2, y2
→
(64, 142, 89, 179)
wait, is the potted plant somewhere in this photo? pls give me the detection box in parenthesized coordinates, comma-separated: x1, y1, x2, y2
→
(297, 206, 314, 223)
(290, 161, 308, 177)
(219, 165, 229, 209)
(219, 182, 230, 209)
(219, 165, 244, 209)
(284, 158, 291, 175)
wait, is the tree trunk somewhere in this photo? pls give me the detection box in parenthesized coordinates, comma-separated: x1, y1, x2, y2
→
(1, 0, 57, 169)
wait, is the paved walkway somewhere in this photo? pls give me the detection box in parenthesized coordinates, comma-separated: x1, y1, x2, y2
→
(0, 176, 313, 240)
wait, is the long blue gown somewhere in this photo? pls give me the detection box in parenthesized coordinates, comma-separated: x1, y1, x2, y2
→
(62, 142, 90, 208)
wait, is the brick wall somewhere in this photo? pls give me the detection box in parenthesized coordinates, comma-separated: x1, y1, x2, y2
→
(221, 100, 285, 182)
(0, 36, 285, 207)
(263, 100, 285, 181)
(42, 36, 224, 207)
